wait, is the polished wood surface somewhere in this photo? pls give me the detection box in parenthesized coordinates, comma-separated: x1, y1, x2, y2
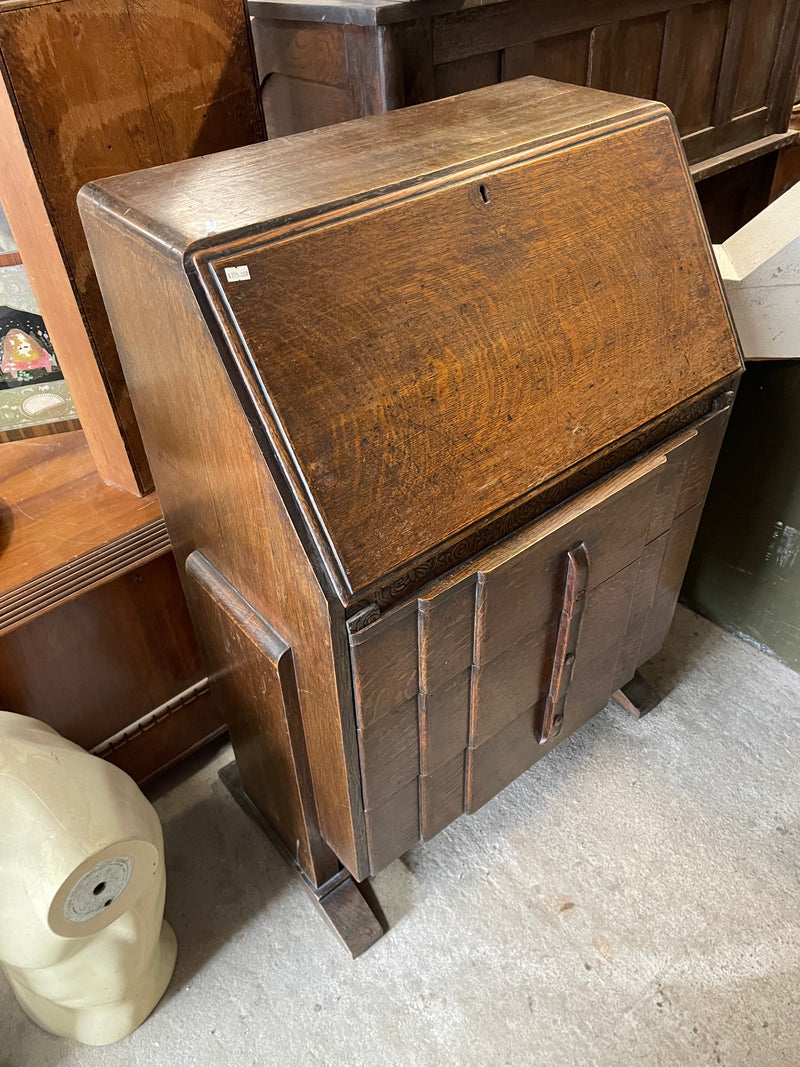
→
(82, 78, 740, 605)
(0, 431, 159, 595)
(249, 0, 800, 178)
(210, 111, 735, 595)
(80, 80, 741, 899)
(0, 0, 264, 491)
(80, 197, 369, 879)
(0, 430, 225, 782)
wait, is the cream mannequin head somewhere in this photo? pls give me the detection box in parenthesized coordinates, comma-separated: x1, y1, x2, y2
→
(0, 711, 176, 1045)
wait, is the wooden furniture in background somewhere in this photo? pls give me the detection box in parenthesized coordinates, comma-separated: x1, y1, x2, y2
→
(0, 0, 264, 779)
(771, 79, 800, 197)
(0, 0, 265, 494)
(0, 431, 224, 784)
(250, 0, 800, 242)
(80, 78, 742, 951)
(250, 0, 800, 175)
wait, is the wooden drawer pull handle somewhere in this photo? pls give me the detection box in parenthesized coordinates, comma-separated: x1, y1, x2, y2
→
(536, 542, 590, 745)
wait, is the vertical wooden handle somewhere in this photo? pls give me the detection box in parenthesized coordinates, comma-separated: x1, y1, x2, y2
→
(536, 542, 590, 745)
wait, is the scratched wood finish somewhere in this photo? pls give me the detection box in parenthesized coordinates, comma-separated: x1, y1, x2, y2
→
(79, 192, 369, 881)
(249, 0, 800, 175)
(349, 408, 732, 870)
(186, 551, 338, 885)
(82, 80, 739, 603)
(211, 108, 737, 595)
(0, 0, 264, 492)
(80, 81, 741, 889)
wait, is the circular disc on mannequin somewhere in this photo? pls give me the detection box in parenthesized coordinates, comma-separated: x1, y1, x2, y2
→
(48, 839, 159, 938)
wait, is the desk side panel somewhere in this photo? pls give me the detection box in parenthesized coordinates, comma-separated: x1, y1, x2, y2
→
(79, 200, 369, 880)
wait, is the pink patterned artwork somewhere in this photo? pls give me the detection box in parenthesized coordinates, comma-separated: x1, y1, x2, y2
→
(1, 328, 55, 378)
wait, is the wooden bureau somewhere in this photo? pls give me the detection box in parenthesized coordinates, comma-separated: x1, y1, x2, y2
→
(79, 77, 743, 952)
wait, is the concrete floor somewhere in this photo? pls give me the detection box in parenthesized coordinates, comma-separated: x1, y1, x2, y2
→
(3, 604, 799, 1066)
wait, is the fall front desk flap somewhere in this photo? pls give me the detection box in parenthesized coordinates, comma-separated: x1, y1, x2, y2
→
(79, 77, 742, 607)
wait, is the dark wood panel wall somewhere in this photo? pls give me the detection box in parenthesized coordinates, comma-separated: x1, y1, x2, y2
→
(251, 0, 800, 172)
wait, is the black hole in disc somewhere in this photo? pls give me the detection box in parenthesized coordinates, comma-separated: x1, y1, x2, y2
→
(104, 900, 112, 907)
(479, 184, 490, 204)
(93, 882, 106, 895)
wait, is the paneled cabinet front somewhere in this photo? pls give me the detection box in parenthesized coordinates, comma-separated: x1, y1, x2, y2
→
(350, 409, 729, 874)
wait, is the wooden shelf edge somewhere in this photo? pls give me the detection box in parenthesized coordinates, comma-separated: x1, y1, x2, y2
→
(0, 515, 171, 633)
(691, 130, 800, 183)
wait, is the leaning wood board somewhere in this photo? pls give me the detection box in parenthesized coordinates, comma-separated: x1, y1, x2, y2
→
(0, 0, 264, 492)
(80, 78, 742, 885)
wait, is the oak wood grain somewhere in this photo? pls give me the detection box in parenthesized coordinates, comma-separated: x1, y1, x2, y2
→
(203, 106, 737, 596)
(80, 78, 740, 886)
(187, 551, 338, 885)
(0, 0, 264, 491)
(79, 205, 369, 879)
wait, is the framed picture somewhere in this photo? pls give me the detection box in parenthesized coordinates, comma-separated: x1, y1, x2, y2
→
(0, 234, 79, 442)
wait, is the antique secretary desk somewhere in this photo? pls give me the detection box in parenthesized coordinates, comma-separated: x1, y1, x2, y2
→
(80, 77, 743, 954)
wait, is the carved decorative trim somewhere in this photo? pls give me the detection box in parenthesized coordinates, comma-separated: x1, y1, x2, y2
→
(346, 603, 381, 634)
(90, 678, 211, 757)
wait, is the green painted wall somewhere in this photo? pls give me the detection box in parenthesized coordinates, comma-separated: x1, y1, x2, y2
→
(683, 361, 800, 669)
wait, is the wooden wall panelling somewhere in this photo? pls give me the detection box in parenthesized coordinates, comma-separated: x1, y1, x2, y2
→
(250, 0, 800, 181)
(733, 0, 786, 116)
(656, 0, 729, 134)
(433, 51, 503, 98)
(520, 30, 592, 85)
(766, 0, 800, 135)
(588, 13, 667, 99)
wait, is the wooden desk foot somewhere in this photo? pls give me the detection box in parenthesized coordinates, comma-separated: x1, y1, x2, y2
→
(218, 760, 384, 958)
(611, 671, 661, 719)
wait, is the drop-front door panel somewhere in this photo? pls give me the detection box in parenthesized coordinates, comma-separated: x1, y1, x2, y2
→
(349, 407, 730, 874)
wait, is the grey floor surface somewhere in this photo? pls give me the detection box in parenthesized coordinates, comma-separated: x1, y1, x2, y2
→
(2, 605, 799, 1067)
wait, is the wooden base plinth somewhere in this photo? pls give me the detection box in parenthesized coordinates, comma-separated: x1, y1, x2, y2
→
(218, 761, 384, 958)
(612, 671, 661, 719)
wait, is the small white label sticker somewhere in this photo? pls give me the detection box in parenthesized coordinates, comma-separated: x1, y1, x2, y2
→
(224, 265, 251, 282)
